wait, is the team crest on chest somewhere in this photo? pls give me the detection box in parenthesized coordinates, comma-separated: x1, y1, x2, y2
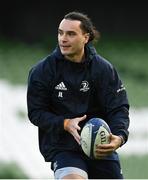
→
(80, 81, 90, 92)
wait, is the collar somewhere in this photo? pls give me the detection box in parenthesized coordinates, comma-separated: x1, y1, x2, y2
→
(52, 43, 97, 64)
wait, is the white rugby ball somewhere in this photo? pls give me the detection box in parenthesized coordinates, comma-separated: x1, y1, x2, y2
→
(80, 117, 111, 159)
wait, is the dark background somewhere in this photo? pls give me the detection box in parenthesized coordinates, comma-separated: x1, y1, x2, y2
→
(0, 1, 148, 43)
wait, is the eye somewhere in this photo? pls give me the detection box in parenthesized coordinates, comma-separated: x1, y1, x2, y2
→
(68, 31, 76, 36)
(58, 30, 63, 36)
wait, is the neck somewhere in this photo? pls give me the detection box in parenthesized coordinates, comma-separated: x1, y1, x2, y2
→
(65, 55, 85, 63)
(65, 49, 85, 63)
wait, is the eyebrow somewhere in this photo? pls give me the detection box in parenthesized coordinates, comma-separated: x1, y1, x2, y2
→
(58, 28, 76, 33)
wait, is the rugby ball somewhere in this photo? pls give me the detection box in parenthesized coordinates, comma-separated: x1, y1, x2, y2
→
(80, 117, 111, 159)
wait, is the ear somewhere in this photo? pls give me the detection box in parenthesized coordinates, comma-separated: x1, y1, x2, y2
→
(84, 33, 89, 44)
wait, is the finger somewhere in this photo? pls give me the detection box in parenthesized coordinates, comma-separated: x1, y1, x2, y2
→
(109, 133, 113, 141)
(75, 124, 81, 131)
(95, 149, 110, 157)
(74, 136, 81, 145)
(95, 148, 114, 157)
(70, 123, 80, 131)
(72, 130, 81, 145)
(77, 114, 87, 122)
(96, 147, 113, 153)
(95, 153, 109, 158)
(97, 144, 114, 149)
(95, 151, 109, 157)
(75, 115, 87, 131)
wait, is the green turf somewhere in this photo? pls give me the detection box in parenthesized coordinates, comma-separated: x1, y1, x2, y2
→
(120, 155, 148, 179)
(0, 39, 48, 85)
(0, 161, 28, 179)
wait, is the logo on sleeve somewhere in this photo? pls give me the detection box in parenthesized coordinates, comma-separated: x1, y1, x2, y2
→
(117, 84, 125, 93)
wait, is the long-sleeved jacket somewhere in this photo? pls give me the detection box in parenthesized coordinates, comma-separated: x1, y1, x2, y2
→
(27, 44, 130, 161)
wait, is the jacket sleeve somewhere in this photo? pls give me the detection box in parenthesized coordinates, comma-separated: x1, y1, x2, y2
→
(27, 63, 65, 132)
(101, 63, 130, 144)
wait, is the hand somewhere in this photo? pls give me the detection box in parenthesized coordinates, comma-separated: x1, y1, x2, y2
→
(64, 115, 87, 144)
(95, 134, 122, 158)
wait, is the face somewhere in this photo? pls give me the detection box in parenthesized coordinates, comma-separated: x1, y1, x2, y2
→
(58, 19, 89, 62)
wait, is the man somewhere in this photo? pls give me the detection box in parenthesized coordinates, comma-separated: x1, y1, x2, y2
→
(27, 11, 130, 179)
